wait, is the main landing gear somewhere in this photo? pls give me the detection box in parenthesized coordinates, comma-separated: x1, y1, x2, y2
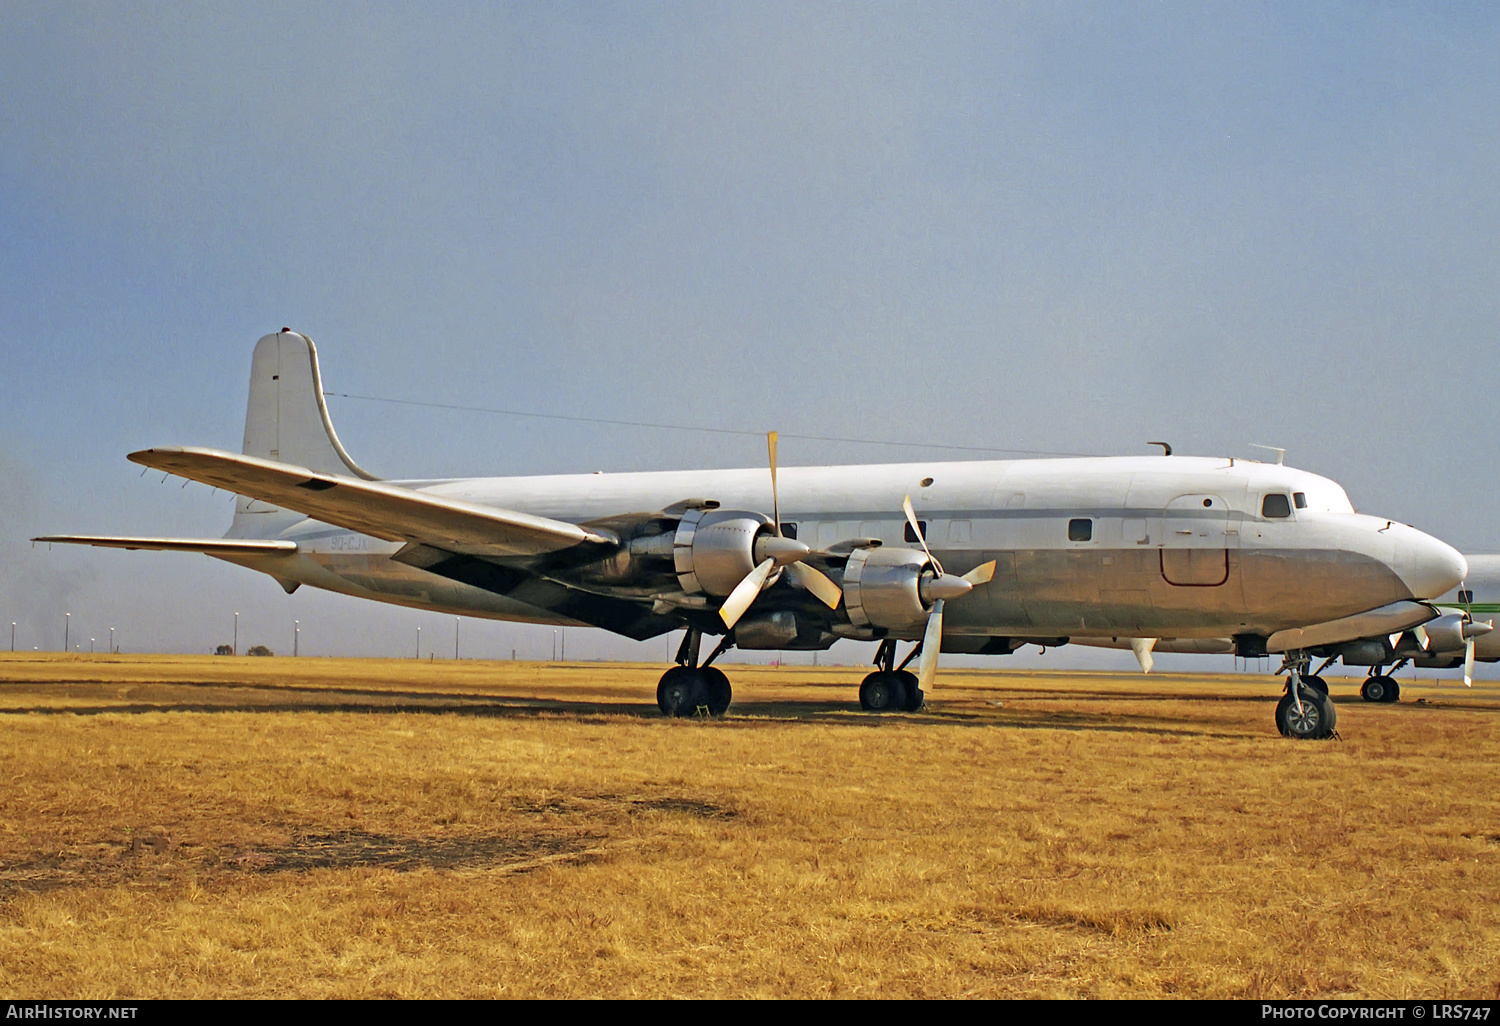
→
(1359, 660, 1405, 703)
(859, 639, 924, 713)
(1275, 654, 1338, 740)
(657, 629, 733, 718)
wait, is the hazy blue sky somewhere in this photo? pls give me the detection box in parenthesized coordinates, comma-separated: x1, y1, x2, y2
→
(3, 3, 1498, 674)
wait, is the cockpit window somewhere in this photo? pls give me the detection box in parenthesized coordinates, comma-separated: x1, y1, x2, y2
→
(1262, 494, 1292, 518)
(1293, 492, 1307, 509)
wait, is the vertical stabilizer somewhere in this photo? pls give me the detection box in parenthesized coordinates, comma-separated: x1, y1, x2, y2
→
(235, 330, 377, 524)
(242, 330, 376, 478)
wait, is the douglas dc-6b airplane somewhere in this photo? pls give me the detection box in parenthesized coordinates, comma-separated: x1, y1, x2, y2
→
(37, 331, 1469, 739)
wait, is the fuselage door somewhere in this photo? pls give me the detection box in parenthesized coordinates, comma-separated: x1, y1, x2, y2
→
(1159, 493, 1231, 587)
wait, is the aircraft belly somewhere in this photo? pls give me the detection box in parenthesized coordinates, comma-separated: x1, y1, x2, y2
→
(260, 551, 582, 625)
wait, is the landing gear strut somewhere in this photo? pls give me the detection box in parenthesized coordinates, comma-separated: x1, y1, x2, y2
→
(1275, 652, 1338, 740)
(657, 628, 734, 718)
(859, 638, 923, 713)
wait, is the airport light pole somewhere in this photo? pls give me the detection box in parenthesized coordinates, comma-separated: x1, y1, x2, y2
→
(90, 638, 94, 654)
(416, 626, 420, 659)
(109, 627, 115, 654)
(294, 620, 299, 657)
(234, 612, 239, 656)
(64, 613, 69, 653)
(552, 630, 557, 661)
(454, 617, 459, 660)
(10, 623, 14, 652)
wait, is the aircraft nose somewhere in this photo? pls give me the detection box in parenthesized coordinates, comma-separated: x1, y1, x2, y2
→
(1391, 527, 1467, 601)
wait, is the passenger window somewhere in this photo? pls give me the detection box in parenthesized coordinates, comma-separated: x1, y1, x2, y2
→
(1262, 494, 1292, 518)
(1068, 518, 1093, 542)
(779, 523, 798, 539)
(1293, 492, 1307, 509)
(1458, 589, 1474, 605)
(904, 521, 927, 544)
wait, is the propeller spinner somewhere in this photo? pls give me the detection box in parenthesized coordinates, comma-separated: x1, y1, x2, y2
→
(718, 433, 842, 629)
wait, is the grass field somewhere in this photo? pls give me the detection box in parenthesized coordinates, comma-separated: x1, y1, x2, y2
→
(0, 653, 1497, 999)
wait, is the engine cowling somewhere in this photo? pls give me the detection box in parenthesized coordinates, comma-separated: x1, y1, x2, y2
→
(673, 508, 777, 597)
(843, 545, 932, 631)
(1421, 612, 1491, 654)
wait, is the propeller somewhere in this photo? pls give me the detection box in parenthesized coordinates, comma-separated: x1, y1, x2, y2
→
(903, 495, 997, 694)
(718, 433, 842, 629)
(1462, 618, 1493, 688)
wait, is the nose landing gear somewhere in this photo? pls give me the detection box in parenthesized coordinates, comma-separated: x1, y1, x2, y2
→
(1276, 654, 1339, 739)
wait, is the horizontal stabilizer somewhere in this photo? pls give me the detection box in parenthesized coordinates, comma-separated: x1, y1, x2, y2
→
(32, 535, 297, 554)
(128, 447, 616, 559)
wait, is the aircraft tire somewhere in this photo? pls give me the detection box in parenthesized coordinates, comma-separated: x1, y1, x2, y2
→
(1301, 674, 1329, 695)
(702, 666, 732, 717)
(859, 671, 908, 713)
(1275, 686, 1338, 740)
(1361, 675, 1399, 704)
(657, 666, 709, 718)
(896, 670, 923, 712)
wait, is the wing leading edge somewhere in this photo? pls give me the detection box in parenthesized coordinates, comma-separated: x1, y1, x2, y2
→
(127, 447, 616, 559)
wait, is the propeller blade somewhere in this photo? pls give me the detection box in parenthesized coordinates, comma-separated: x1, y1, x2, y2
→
(902, 495, 942, 573)
(1465, 637, 1476, 688)
(1129, 637, 1157, 674)
(788, 562, 842, 609)
(719, 557, 776, 629)
(963, 560, 996, 585)
(916, 598, 944, 693)
(768, 431, 780, 537)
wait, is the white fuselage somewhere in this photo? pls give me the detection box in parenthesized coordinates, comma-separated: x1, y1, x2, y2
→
(221, 454, 1465, 644)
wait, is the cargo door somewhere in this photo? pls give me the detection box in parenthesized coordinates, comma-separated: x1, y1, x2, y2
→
(1159, 493, 1230, 587)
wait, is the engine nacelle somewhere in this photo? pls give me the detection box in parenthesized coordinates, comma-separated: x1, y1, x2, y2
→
(843, 545, 932, 631)
(1423, 613, 1470, 654)
(673, 508, 776, 597)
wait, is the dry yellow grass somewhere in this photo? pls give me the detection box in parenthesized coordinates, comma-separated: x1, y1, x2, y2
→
(0, 653, 1497, 998)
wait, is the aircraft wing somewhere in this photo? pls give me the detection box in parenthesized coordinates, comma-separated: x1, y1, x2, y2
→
(127, 447, 616, 559)
(32, 536, 298, 554)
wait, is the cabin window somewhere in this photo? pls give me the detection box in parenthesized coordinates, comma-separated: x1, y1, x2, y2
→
(903, 520, 928, 544)
(1293, 492, 1307, 509)
(948, 520, 972, 545)
(779, 523, 798, 539)
(1068, 518, 1093, 542)
(1458, 589, 1474, 605)
(1262, 494, 1292, 518)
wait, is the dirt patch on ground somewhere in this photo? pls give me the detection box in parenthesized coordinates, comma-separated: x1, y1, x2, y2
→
(0, 828, 602, 895)
(0, 791, 737, 896)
